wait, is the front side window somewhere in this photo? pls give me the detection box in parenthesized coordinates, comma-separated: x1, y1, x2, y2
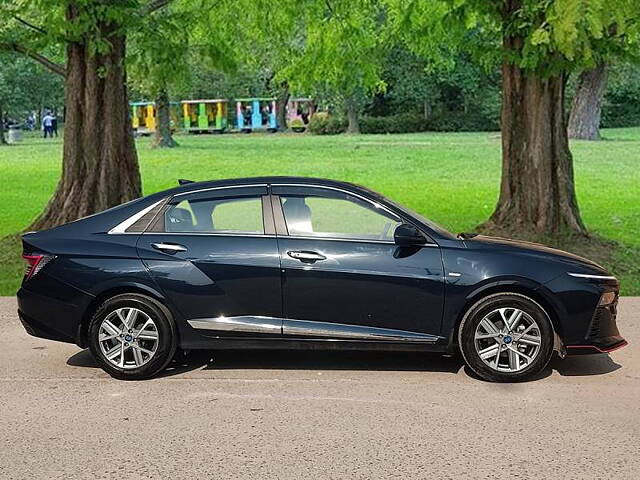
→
(279, 193, 402, 241)
(165, 196, 264, 234)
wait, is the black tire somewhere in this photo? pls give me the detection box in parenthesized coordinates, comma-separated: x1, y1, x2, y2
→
(458, 293, 554, 382)
(88, 293, 177, 380)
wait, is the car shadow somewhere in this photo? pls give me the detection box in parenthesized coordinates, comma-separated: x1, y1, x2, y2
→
(550, 353, 622, 377)
(67, 348, 465, 377)
(66, 349, 622, 380)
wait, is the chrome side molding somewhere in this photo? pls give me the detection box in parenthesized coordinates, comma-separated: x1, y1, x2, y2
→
(282, 319, 439, 343)
(188, 316, 282, 334)
(188, 315, 440, 343)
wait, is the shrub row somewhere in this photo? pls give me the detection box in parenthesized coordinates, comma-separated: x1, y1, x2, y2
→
(308, 111, 500, 135)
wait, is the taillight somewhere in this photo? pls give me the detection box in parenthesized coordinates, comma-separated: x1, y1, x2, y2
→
(22, 254, 55, 280)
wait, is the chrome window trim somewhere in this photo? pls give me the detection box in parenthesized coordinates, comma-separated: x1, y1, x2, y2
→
(108, 199, 165, 234)
(272, 183, 401, 220)
(172, 183, 268, 198)
(568, 272, 617, 281)
(141, 232, 279, 239)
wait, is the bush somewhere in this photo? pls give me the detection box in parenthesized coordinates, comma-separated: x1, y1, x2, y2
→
(308, 114, 347, 135)
(308, 110, 500, 135)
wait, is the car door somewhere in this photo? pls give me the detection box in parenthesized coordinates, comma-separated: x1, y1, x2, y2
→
(136, 185, 283, 336)
(271, 185, 445, 340)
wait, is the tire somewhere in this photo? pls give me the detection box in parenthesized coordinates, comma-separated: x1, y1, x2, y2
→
(458, 293, 554, 382)
(88, 293, 177, 380)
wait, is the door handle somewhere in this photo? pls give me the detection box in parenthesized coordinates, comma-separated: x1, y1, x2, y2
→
(287, 250, 326, 263)
(152, 243, 187, 254)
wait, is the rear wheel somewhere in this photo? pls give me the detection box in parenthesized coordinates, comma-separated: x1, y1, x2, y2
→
(88, 294, 177, 380)
(458, 293, 554, 382)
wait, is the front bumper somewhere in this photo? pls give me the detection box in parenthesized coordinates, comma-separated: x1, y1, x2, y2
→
(565, 301, 627, 355)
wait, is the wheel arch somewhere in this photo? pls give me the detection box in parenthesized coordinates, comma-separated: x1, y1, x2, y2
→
(76, 282, 175, 348)
(447, 281, 562, 352)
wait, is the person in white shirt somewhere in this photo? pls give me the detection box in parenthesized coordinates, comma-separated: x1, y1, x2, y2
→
(42, 113, 54, 138)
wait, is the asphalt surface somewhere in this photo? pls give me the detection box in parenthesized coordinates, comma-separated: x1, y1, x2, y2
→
(1, 297, 638, 479)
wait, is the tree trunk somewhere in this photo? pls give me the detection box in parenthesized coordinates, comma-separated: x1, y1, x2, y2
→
(0, 102, 6, 145)
(345, 96, 360, 134)
(484, 37, 586, 235)
(568, 63, 608, 140)
(152, 87, 177, 148)
(276, 81, 289, 131)
(29, 10, 141, 231)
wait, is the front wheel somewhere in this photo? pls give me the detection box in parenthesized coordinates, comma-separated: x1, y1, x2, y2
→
(458, 293, 554, 382)
(88, 293, 177, 380)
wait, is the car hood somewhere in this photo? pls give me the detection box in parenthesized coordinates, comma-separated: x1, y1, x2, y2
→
(467, 235, 608, 273)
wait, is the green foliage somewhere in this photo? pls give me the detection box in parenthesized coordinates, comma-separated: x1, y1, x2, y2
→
(386, 0, 640, 75)
(601, 62, 640, 127)
(308, 114, 347, 135)
(0, 51, 64, 121)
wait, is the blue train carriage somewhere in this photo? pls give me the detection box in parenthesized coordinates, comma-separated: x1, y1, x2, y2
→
(235, 98, 278, 132)
(182, 99, 229, 133)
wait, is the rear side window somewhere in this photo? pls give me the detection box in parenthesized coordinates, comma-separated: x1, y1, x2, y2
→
(165, 196, 264, 234)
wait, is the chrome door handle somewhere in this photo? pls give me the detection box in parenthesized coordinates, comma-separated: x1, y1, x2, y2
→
(287, 250, 327, 263)
(152, 243, 187, 254)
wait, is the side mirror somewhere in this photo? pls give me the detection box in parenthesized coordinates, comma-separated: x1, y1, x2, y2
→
(394, 223, 427, 246)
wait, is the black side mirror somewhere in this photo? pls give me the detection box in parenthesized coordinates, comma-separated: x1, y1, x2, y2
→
(394, 223, 427, 246)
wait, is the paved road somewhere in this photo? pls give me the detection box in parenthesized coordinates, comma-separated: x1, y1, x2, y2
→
(1, 297, 638, 479)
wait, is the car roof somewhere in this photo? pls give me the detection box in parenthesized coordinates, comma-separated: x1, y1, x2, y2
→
(168, 177, 373, 197)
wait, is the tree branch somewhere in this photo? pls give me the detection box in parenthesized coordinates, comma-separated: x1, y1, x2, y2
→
(0, 42, 66, 77)
(12, 16, 48, 36)
(142, 0, 173, 15)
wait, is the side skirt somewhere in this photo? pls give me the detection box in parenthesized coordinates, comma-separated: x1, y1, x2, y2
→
(184, 315, 447, 352)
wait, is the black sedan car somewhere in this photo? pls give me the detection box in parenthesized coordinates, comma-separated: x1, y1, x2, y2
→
(18, 177, 626, 381)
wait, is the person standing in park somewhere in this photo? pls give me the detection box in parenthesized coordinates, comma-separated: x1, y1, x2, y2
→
(42, 112, 54, 138)
(51, 113, 58, 137)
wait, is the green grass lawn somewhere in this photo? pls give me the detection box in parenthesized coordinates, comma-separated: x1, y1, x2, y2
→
(1, 128, 639, 295)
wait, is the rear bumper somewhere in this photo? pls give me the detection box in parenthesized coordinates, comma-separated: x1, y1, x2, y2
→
(18, 309, 76, 344)
(17, 280, 92, 346)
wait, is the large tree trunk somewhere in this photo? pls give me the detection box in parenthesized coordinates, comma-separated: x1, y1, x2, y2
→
(345, 96, 360, 134)
(484, 36, 586, 235)
(152, 87, 177, 148)
(568, 63, 608, 140)
(30, 10, 141, 231)
(276, 81, 289, 131)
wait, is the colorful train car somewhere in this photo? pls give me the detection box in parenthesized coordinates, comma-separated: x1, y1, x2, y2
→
(287, 97, 315, 132)
(182, 99, 229, 133)
(235, 98, 278, 132)
(131, 102, 156, 135)
(131, 101, 180, 135)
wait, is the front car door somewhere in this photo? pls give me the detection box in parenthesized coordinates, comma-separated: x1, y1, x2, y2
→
(136, 185, 283, 337)
(271, 185, 445, 342)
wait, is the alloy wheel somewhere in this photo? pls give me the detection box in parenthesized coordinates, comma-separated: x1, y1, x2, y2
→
(474, 307, 542, 373)
(98, 307, 159, 369)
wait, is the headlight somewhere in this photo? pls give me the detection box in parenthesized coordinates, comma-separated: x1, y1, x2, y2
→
(599, 291, 617, 306)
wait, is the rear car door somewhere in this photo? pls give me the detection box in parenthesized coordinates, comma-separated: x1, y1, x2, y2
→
(136, 185, 283, 336)
(271, 185, 445, 339)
